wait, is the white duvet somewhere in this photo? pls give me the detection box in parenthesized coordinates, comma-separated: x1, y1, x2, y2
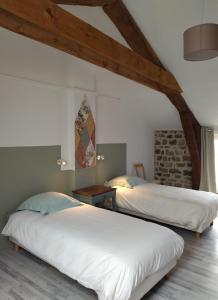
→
(2, 205, 183, 300)
(116, 183, 218, 232)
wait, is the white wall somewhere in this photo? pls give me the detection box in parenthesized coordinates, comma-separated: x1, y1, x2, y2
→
(0, 27, 155, 179)
(0, 75, 64, 147)
(96, 96, 154, 176)
(0, 28, 66, 147)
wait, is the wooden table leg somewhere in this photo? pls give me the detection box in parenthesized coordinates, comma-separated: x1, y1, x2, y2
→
(112, 195, 117, 211)
(165, 271, 171, 279)
(15, 244, 21, 252)
(195, 232, 201, 240)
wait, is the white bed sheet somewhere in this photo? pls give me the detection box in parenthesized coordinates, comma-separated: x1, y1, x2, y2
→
(2, 205, 184, 300)
(116, 183, 218, 232)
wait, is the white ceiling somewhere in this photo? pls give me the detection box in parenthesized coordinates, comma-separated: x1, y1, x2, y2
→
(123, 0, 218, 129)
(63, 0, 218, 129)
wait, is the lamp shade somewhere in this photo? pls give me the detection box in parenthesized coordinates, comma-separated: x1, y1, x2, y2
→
(184, 23, 218, 61)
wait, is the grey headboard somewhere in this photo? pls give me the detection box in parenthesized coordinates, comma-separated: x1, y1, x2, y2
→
(74, 143, 127, 188)
(96, 143, 126, 184)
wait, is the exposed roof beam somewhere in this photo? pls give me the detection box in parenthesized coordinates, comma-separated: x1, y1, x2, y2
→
(104, 0, 163, 66)
(0, 0, 182, 94)
(180, 112, 201, 188)
(103, 0, 201, 189)
(53, 0, 115, 6)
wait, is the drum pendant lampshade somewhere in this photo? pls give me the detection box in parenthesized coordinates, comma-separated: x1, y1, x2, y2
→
(184, 23, 218, 61)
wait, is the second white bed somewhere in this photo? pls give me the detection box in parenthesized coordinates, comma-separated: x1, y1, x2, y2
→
(116, 183, 218, 235)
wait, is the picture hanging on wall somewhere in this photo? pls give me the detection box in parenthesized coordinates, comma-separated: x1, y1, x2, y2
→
(75, 94, 96, 169)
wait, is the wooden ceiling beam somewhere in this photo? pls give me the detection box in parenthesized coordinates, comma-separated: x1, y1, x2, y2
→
(0, 0, 182, 95)
(103, 0, 201, 189)
(53, 0, 115, 6)
(104, 0, 163, 67)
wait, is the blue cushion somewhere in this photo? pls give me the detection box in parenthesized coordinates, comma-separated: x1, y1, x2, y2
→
(105, 175, 147, 189)
(17, 192, 82, 215)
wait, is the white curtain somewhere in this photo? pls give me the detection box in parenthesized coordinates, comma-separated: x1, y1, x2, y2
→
(200, 127, 216, 193)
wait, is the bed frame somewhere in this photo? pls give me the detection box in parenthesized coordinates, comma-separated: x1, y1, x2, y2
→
(12, 239, 176, 300)
(117, 207, 215, 240)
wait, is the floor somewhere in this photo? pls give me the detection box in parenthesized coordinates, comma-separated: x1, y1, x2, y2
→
(0, 219, 218, 300)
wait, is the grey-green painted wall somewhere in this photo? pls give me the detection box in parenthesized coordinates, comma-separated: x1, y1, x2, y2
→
(0, 144, 126, 249)
(75, 143, 127, 188)
(0, 146, 74, 250)
(96, 143, 126, 184)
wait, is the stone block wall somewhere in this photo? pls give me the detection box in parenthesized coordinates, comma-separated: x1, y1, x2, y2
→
(154, 130, 192, 188)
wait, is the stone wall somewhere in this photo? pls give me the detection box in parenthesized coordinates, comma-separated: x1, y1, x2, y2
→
(154, 130, 192, 188)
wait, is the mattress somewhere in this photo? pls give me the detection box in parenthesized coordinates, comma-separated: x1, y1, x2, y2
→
(116, 183, 218, 232)
(2, 204, 184, 300)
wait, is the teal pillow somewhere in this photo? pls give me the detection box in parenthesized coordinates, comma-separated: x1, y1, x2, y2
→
(105, 175, 147, 189)
(17, 192, 82, 215)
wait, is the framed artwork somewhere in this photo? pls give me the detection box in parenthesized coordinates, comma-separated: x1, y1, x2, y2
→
(75, 94, 96, 169)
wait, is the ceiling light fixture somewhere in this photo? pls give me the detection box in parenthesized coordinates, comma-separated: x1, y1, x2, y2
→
(184, 0, 218, 61)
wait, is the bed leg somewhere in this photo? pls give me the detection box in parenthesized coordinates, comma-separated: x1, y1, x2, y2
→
(210, 222, 214, 227)
(165, 272, 171, 280)
(195, 232, 201, 240)
(15, 244, 21, 252)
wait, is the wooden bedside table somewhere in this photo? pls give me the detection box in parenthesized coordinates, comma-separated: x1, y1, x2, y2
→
(72, 185, 116, 211)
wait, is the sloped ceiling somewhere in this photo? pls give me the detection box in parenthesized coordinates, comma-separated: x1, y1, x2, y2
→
(123, 0, 218, 129)
(62, 0, 218, 129)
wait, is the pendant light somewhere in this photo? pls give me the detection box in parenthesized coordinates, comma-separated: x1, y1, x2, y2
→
(184, 0, 218, 61)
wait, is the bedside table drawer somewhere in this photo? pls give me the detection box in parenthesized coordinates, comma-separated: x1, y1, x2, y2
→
(102, 191, 116, 200)
(93, 191, 116, 208)
(72, 185, 116, 211)
(92, 193, 110, 205)
(72, 194, 92, 204)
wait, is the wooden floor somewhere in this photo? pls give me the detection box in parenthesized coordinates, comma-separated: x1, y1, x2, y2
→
(1, 218, 218, 300)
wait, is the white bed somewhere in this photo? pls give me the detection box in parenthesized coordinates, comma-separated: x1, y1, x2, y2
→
(116, 183, 218, 238)
(2, 204, 184, 300)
